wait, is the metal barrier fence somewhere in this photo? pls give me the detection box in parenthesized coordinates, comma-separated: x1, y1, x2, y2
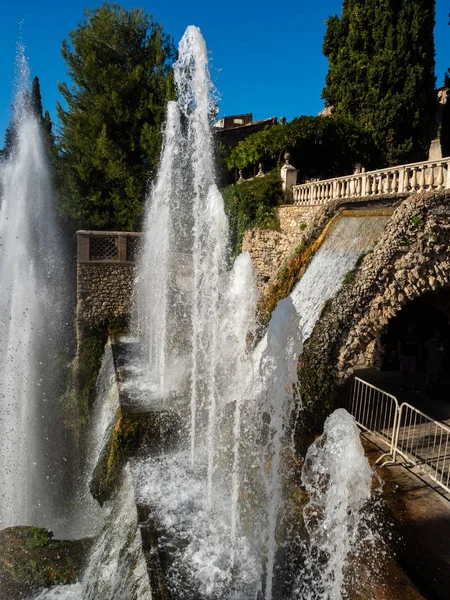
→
(345, 377, 450, 495)
(394, 403, 450, 494)
(346, 377, 399, 456)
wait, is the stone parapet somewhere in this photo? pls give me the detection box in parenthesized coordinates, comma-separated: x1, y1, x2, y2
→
(293, 156, 450, 206)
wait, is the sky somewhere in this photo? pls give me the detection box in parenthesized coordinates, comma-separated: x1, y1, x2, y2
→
(0, 0, 449, 141)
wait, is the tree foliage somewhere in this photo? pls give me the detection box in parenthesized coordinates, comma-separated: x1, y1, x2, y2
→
(56, 3, 176, 230)
(0, 76, 53, 160)
(322, 0, 436, 166)
(222, 170, 284, 257)
(441, 71, 450, 158)
(225, 115, 377, 180)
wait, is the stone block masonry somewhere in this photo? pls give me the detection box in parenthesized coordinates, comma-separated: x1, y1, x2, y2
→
(77, 262, 135, 327)
(76, 231, 142, 330)
(242, 205, 319, 289)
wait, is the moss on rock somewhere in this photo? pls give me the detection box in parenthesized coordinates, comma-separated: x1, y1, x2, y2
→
(90, 409, 182, 505)
(0, 526, 91, 599)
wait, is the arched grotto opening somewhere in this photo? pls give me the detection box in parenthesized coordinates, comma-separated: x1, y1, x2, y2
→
(378, 288, 450, 406)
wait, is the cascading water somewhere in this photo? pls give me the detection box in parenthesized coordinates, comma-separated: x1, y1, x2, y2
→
(32, 23, 384, 600)
(35, 469, 151, 600)
(291, 214, 389, 340)
(0, 46, 68, 531)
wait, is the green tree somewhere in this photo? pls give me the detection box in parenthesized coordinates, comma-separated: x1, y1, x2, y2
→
(322, 0, 436, 165)
(225, 115, 376, 180)
(0, 121, 17, 160)
(1, 77, 55, 160)
(31, 76, 44, 120)
(441, 71, 450, 157)
(57, 3, 176, 230)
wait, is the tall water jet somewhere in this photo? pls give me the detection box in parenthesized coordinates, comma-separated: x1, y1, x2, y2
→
(0, 46, 68, 530)
(258, 298, 302, 599)
(134, 25, 235, 477)
(131, 25, 312, 599)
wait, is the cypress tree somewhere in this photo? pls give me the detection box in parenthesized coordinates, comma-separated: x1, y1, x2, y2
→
(31, 76, 44, 120)
(322, 0, 437, 166)
(440, 72, 450, 157)
(57, 3, 176, 231)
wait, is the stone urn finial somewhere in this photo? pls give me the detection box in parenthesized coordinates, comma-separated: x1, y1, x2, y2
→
(280, 153, 298, 191)
(255, 162, 265, 178)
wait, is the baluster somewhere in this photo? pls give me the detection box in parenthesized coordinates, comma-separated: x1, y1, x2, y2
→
(398, 167, 405, 193)
(403, 168, 410, 192)
(392, 171, 398, 193)
(384, 173, 390, 194)
(377, 174, 383, 195)
(436, 164, 444, 189)
(411, 168, 417, 191)
(418, 167, 425, 191)
(372, 175, 377, 195)
(428, 165, 435, 190)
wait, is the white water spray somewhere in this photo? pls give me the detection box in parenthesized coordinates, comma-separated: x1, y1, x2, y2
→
(0, 46, 67, 530)
(299, 409, 374, 600)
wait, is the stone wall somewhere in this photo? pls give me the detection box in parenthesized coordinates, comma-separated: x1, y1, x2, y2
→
(277, 205, 320, 234)
(77, 263, 135, 328)
(242, 205, 317, 289)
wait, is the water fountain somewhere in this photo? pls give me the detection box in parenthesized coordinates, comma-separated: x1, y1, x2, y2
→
(297, 409, 376, 600)
(0, 46, 69, 533)
(30, 24, 382, 600)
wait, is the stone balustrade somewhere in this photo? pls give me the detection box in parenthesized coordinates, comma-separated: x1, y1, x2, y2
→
(293, 157, 450, 206)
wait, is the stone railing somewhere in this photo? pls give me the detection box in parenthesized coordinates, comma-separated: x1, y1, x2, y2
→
(292, 157, 450, 206)
(77, 231, 143, 263)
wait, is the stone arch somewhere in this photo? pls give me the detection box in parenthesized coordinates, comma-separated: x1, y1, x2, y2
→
(339, 267, 450, 374)
(334, 192, 450, 375)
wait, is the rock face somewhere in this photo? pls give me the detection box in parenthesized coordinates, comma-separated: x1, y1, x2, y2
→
(0, 527, 90, 599)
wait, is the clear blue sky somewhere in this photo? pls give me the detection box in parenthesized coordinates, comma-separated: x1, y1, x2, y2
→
(0, 0, 449, 141)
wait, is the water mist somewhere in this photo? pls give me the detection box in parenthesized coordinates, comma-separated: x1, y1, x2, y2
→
(0, 47, 68, 531)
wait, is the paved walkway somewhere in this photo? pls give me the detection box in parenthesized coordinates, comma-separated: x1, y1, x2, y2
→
(364, 434, 450, 599)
